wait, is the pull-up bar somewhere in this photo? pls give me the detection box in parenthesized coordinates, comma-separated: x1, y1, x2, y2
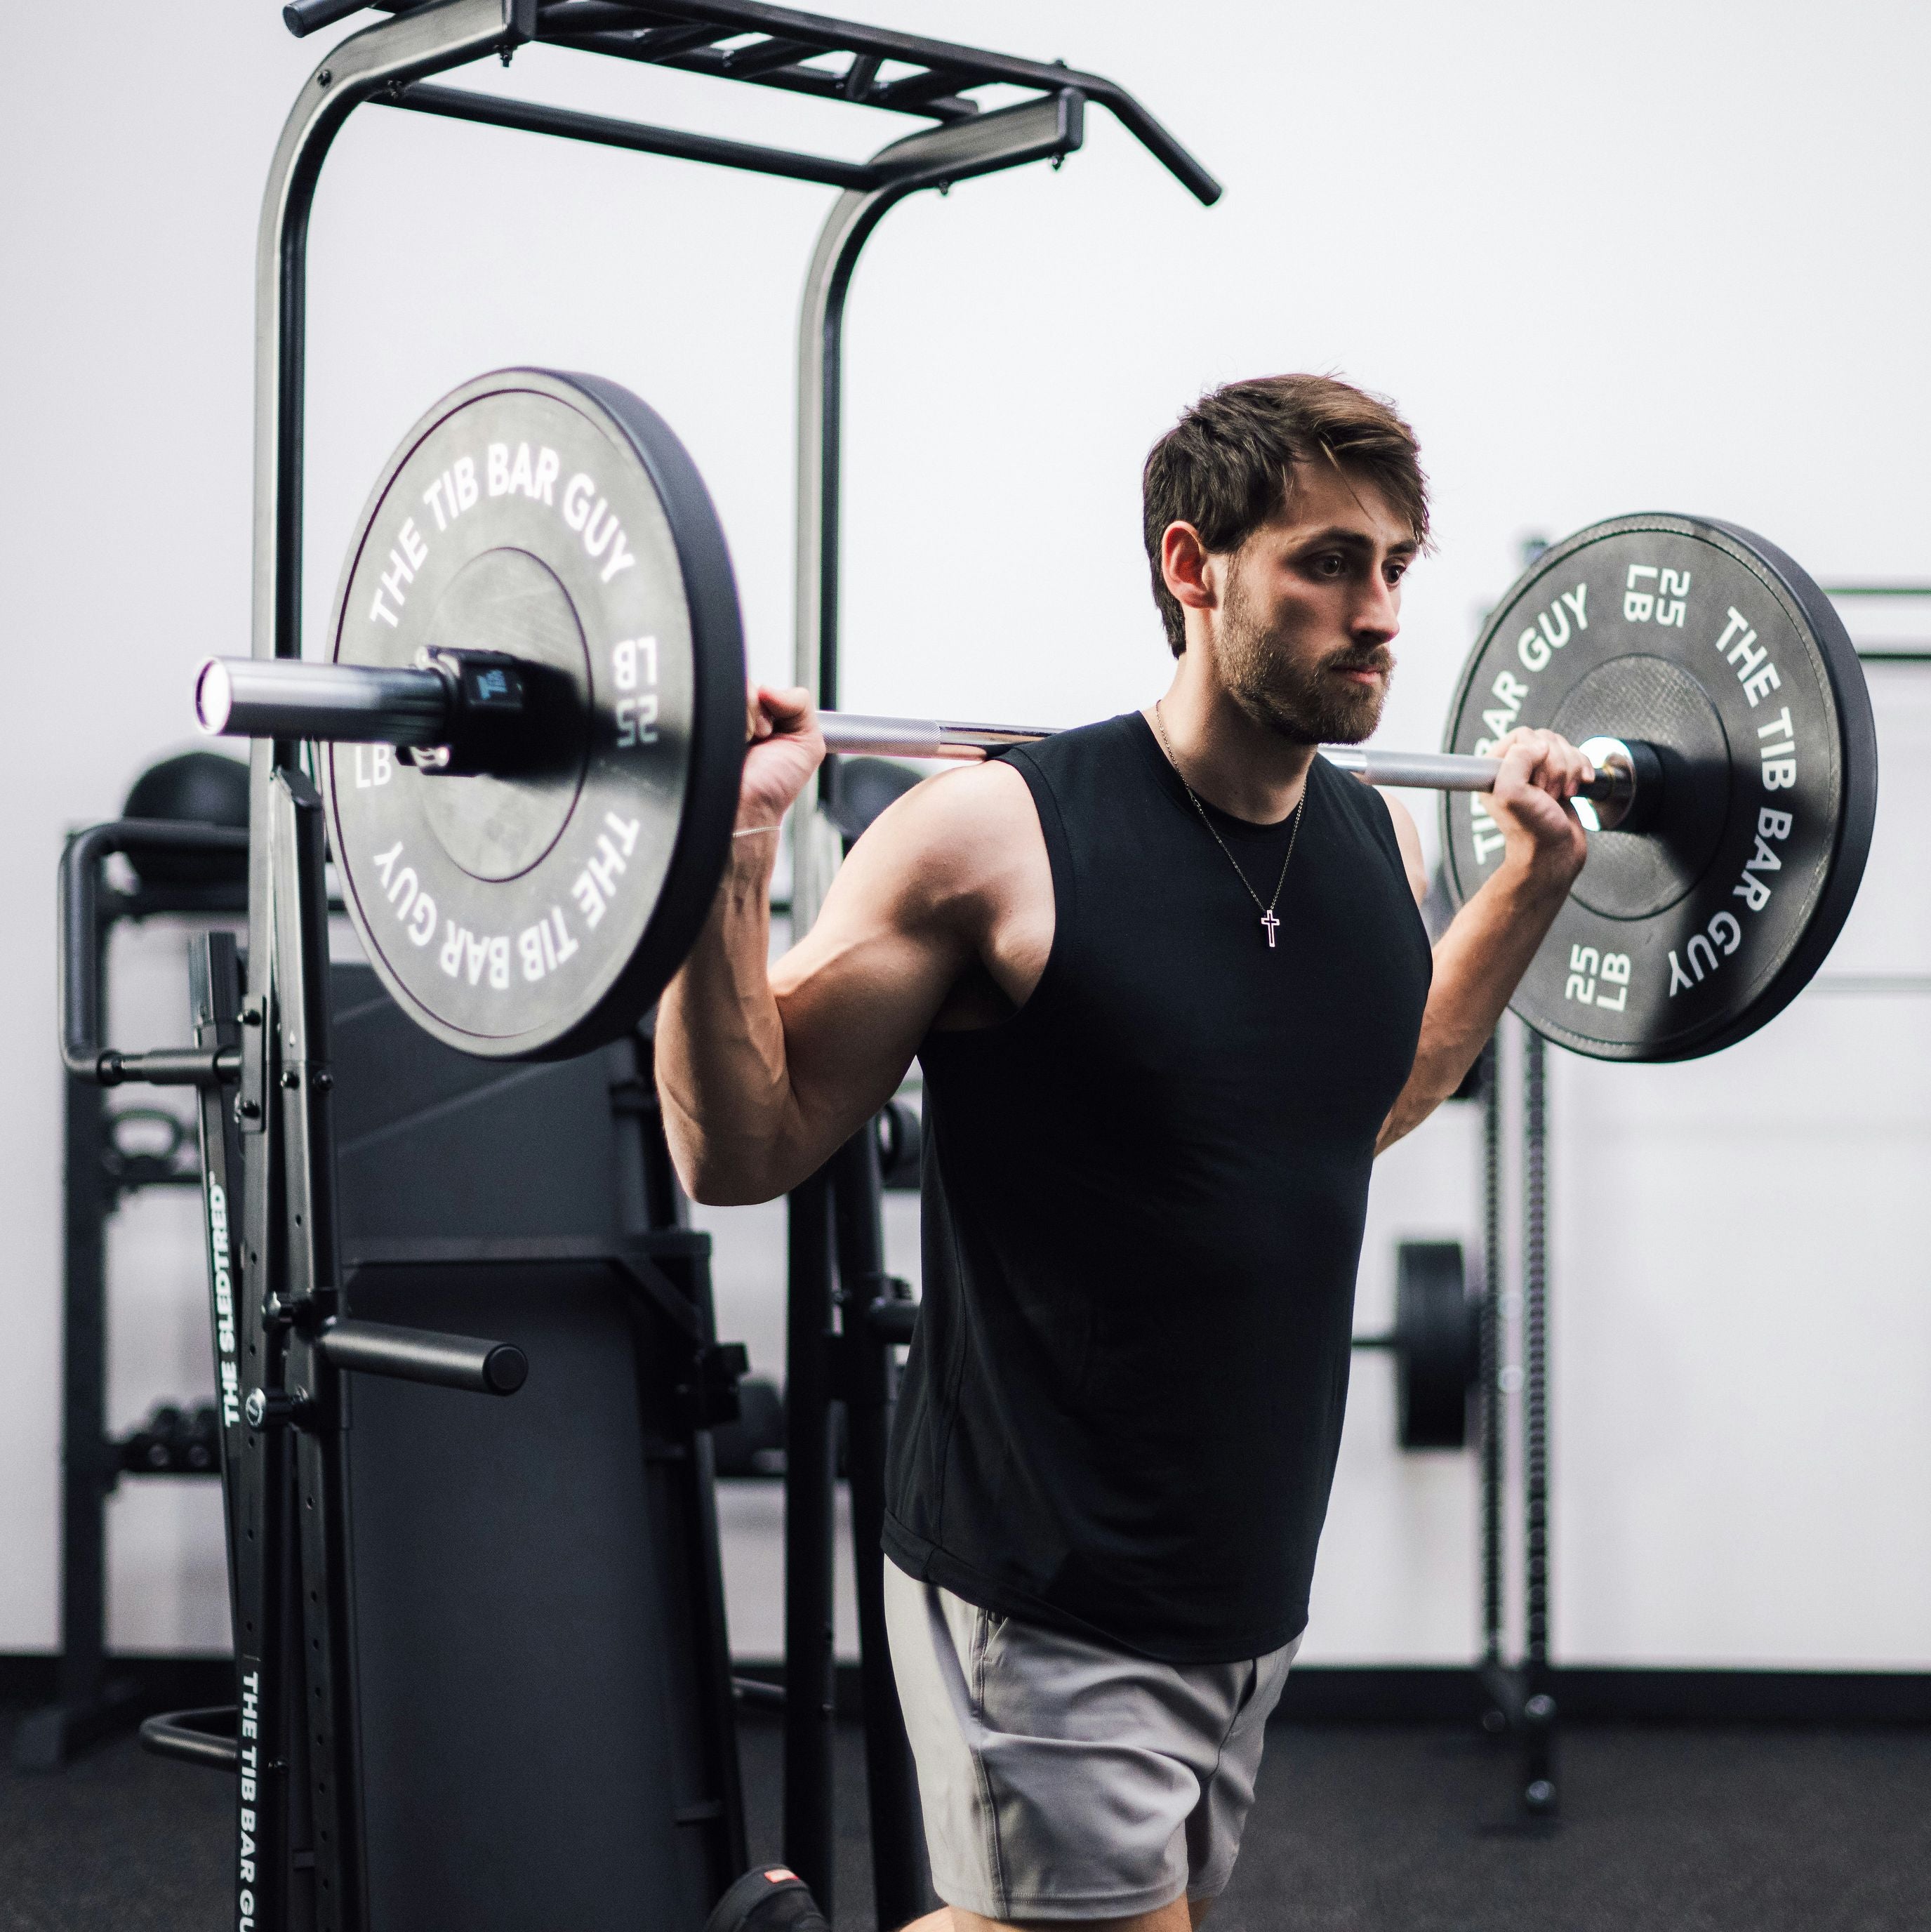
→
(284, 0, 1222, 204)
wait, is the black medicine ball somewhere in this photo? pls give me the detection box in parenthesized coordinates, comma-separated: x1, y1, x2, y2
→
(121, 751, 250, 885)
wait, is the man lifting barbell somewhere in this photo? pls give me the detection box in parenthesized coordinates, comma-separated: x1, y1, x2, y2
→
(192, 355, 1873, 1930)
(655, 375, 1595, 1932)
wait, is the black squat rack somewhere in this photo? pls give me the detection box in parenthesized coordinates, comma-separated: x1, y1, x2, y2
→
(55, 6, 1217, 1931)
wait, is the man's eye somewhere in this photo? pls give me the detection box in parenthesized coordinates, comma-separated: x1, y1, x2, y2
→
(1312, 554, 1346, 577)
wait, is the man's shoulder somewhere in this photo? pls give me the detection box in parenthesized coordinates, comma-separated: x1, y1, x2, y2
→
(830, 754, 1037, 895)
(877, 757, 1042, 872)
(823, 754, 1051, 977)
(838, 715, 1148, 913)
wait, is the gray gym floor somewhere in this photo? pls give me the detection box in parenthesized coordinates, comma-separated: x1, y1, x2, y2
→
(6, 1707, 1927, 1931)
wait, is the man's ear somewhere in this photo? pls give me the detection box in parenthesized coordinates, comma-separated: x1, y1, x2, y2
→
(1160, 522, 1219, 614)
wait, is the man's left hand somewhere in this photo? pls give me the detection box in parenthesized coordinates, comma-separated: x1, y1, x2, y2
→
(1375, 727, 1596, 1151)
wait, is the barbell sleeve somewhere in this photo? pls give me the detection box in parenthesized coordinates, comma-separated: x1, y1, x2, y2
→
(195, 656, 453, 746)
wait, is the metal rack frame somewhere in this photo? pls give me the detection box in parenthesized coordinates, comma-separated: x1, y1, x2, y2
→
(1473, 1023, 1559, 1817)
(229, 5, 1218, 1926)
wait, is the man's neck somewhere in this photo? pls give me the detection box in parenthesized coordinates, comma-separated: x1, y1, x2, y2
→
(1145, 653, 1316, 826)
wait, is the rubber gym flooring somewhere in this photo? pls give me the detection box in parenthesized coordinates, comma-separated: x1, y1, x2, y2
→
(4, 1706, 1926, 1931)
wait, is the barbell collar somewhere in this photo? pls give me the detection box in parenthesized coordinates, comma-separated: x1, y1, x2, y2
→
(1573, 736, 1659, 833)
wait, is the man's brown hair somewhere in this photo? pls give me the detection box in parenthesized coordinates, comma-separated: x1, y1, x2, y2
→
(1141, 375, 1430, 656)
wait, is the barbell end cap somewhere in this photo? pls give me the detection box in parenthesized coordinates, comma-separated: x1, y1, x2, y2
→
(193, 659, 235, 736)
(482, 1343, 529, 1395)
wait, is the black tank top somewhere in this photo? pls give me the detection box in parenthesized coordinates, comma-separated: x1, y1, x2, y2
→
(882, 712, 1433, 1664)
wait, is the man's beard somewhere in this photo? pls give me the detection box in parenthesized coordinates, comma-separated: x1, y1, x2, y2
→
(1215, 574, 1395, 746)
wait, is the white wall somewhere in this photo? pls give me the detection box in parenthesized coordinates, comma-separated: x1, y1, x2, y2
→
(4, 1, 1927, 1667)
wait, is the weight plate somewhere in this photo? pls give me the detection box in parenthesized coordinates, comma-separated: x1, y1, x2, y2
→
(322, 369, 744, 1059)
(1440, 515, 1876, 1061)
(1393, 1241, 1475, 1453)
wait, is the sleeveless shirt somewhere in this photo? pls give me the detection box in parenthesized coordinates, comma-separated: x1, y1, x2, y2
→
(882, 712, 1434, 1664)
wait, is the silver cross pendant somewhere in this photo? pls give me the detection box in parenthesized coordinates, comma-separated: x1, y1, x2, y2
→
(1261, 909, 1280, 948)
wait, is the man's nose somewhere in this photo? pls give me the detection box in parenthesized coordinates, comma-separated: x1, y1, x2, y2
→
(1353, 573, 1400, 640)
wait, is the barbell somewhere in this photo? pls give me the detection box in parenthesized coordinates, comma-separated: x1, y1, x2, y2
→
(193, 367, 1878, 1064)
(197, 662, 1652, 816)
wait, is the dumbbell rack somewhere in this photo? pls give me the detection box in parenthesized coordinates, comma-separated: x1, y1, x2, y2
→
(15, 822, 249, 1772)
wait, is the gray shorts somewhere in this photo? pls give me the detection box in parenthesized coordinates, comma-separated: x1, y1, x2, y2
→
(883, 1561, 1297, 1923)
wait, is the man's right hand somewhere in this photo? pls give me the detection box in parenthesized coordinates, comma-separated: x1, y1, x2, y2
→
(742, 683, 825, 833)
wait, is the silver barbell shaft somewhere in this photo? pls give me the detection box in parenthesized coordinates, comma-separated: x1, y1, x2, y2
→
(193, 658, 1631, 808)
(816, 713, 1063, 762)
(818, 710, 1625, 802)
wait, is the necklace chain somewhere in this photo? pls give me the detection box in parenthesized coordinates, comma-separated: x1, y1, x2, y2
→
(1150, 703, 1304, 948)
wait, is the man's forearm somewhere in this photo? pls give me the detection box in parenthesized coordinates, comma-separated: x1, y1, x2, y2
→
(1376, 859, 1573, 1151)
(656, 833, 800, 1203)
